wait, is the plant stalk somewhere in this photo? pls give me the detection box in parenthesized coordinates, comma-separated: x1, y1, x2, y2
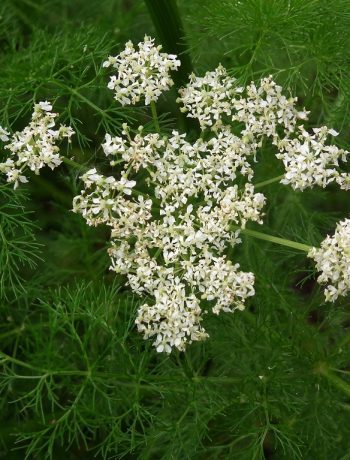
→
(317, 362, 350, 397)
(254, 174, 285, 189)
(239, 227, 312, 252)
(150, 101, 160, 132)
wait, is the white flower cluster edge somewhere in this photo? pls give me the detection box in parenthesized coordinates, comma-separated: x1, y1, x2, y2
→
(308, 219, 350, 302)
(0, 102, 74, 188)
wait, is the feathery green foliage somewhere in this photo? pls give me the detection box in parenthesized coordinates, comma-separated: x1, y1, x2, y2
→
(180, 0, 350, 132)
(1, 1, 350, 459)
(0, 185, 41, 300)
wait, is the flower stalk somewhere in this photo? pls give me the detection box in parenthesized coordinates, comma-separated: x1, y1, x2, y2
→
(240, 227, 312, 252)
(254, 174, 285, 189)
(316, 362, 350, 397)
(150, 101, 160, 132)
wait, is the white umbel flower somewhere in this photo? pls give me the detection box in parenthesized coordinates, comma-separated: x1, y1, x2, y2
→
(0, 102, 74, 188)
(136, 283, 208, 353)
(308, 219, 350, 302)
(73, 125, 263, 352)
(276, 126, 348, 190)
(177, 65, 243, 130)
(103, 35, 180, 105)
(102, 124, 165, 170)
(232, 76, 307, 142)
(74, 60, 350, 352)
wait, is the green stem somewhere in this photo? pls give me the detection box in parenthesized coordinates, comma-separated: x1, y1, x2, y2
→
(0, 322, 50, 341)
(49, 80, 129, 128)
(317, 362, 350, 397)
(240, 227, 312, 252)
(61, 156, 86, 170)
(254, 174, 285, 189)
(150, 101, 160, 133)
(63, 156, 127, 171)
(0, 326, 25, 340)
(0, 349, 244, 388)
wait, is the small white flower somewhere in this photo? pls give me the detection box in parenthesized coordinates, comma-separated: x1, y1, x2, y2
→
(118, 177, 136, 195)
(0, 127, 10, 142)
(38, 101, 53, 112)
(136, 285, 208, 353)
(177, 65, 241, 130)
(232, 76, 308, 142)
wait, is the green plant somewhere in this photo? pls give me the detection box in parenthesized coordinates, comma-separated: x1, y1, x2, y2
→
(1, 1, 350, 459)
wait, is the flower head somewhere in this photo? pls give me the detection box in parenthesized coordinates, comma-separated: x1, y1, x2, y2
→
(74, 61, 350, 352)
(276, 126, 348, 190)
(177, 65, 243, 130)
(232, 76, 307, 141)
(0, 102, 74, 188)
(0, 127, 10, 142)
(308, 218, 350, 301)
(103, 35, 181, 105)
(74, 124, 264, 352)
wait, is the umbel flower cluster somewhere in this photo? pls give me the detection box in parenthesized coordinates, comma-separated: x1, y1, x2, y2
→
(178, 67, 350, 191)
(2, 36, 350, 351)
(74, 126, 264, 352)
(72, 36, 350, 352)
(103, 35, 180, 106)
(0, 102, 74, 188)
